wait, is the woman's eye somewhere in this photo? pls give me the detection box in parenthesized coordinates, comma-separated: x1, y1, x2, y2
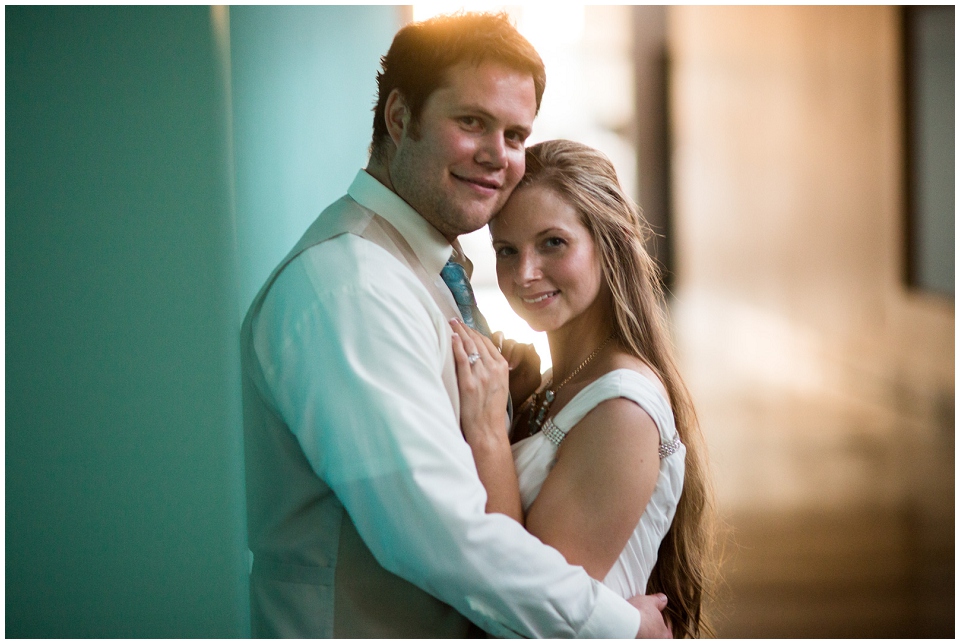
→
(544, 237, 565, 248)
(495, 246, 516, 259)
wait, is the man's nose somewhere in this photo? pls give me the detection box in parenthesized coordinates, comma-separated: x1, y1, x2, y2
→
(476, 133, 507, 168)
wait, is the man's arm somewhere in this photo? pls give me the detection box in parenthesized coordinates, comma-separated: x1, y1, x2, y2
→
(254, 240, 643, 638)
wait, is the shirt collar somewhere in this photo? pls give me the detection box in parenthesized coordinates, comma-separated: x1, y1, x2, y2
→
(348, 169, 452, 276)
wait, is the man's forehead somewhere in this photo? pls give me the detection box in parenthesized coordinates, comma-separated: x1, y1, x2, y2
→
(431, 59, 537, 114)
(438, 58, 535, 91)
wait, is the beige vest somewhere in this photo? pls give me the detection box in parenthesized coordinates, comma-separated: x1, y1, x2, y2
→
(241, 196, 476, 637)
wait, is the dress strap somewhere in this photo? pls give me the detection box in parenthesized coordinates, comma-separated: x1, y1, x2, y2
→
(658, 437, 683, 458)
(544, 416, 679, 459)
(542, 417, 567, 447)
(546, 369, 681, 456)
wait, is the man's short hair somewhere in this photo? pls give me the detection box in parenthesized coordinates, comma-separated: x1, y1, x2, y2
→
(370, 12, 546, 162)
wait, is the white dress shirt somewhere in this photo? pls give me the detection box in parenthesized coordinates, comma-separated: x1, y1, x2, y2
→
(250, 170, 641, 638)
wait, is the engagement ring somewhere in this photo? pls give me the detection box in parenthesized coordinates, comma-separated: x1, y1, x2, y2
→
(467, 352, 480, 365)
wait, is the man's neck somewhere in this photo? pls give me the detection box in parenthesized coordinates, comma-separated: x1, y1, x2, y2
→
(364, 157, 394, 193)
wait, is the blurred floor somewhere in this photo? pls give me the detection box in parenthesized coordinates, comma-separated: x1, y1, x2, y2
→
(710, 506, 953, 638)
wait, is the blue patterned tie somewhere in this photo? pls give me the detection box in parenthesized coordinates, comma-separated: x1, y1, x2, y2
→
(441, 258, 513, 422)
(440, 259, 492, 337)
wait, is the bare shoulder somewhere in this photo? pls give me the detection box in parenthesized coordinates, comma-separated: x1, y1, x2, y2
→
(606, 351, 670, 402)
(555, 350, 668, 461)
(559, 393, 660, 462)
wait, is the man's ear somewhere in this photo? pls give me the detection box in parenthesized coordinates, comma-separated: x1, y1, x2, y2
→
(384, 89, 411, 147)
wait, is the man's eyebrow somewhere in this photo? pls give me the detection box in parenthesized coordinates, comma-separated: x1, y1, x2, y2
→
(455, 104, 497, 120)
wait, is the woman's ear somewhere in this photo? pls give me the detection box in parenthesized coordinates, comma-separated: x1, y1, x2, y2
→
(384, 89, 410, 147)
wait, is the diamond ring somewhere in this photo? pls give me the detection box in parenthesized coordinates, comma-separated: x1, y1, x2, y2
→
(467, 352, 480, 365)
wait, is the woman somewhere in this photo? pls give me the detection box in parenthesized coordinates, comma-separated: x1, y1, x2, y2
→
(450, 140, 714, 638)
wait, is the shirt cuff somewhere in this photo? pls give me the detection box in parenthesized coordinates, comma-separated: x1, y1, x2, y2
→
(576, 582, 641, 639)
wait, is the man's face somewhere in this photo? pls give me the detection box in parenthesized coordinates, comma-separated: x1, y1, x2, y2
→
(388, 59, 538, 242)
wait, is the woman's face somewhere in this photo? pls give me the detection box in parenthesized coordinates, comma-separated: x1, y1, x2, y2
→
(490, 183, 609, 334)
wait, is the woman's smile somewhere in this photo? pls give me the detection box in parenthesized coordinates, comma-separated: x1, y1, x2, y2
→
(519, 289, 560, 306)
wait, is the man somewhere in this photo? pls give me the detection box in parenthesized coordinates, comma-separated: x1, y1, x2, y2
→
(241, 12, 671, 638)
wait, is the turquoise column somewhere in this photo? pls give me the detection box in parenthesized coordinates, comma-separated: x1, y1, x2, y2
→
(7, 5, 402, 636)
(7, 7, 246, 636)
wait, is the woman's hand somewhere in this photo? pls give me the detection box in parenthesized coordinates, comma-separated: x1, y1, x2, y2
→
(492, 331, 542, 406)
(451, 319, 510, 447)
(451, 319, 523, 523)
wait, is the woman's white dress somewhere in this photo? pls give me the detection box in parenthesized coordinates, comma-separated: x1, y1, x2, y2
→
(511, 368, 685, 598)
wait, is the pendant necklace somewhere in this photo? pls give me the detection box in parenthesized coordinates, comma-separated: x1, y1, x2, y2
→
(527, 333, 617, 435)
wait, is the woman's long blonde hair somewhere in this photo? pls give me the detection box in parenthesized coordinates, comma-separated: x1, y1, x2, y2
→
(518, 139, 716, 638)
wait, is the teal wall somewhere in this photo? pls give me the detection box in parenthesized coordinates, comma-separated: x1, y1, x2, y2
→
(231, 5, 400, 311)
(6, 5, 399, 637)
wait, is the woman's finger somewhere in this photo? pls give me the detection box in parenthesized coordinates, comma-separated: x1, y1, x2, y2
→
(455, 320, 495, 362)
(450, 329, 472, 376)
(465, 323, 503, 361)
(450, 319, 480, 357)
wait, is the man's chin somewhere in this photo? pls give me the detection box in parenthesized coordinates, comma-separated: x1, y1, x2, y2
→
(454, 210, 500, 235)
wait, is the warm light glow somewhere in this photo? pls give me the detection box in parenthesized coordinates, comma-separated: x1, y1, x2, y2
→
(410, 4, 636, 375)
(411, 4, 583, 54)
(412, 2, 515, 23)
(516, 5, 584, 51)
(475, 285, 552, 372)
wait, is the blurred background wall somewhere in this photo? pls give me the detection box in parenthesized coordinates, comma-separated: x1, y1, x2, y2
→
(230, 5, 398, 312)
(667, 6, 954, 637)
(6, 4, 954, 638)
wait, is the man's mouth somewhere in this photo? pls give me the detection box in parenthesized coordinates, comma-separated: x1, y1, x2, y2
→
(453, 173, 501, 191)
(521, 290, 559, 304)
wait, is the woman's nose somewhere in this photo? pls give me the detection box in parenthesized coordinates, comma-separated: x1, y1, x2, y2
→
(516, 252, 541, 284)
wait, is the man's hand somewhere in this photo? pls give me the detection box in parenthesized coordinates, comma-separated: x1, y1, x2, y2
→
(492, 331, 541, 405)
(629, 593, 672, 638)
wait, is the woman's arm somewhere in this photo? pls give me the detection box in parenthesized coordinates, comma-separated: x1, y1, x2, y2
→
(526, 398, 661, 581)
(451, 320, 524, 524)
(452, 320, 661, 580)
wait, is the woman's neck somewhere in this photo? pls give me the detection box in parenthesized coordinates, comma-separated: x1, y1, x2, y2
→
(547, 319, 616, 386)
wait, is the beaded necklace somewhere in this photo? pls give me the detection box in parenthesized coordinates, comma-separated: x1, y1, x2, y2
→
(527, 334, 617, 435)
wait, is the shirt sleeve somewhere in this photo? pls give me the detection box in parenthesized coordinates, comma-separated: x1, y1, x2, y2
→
(252, 237, 641, 639)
